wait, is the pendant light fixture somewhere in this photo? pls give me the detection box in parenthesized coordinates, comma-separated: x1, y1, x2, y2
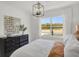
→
(32, 1, 44, 17)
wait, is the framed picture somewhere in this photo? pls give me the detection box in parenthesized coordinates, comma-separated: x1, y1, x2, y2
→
(4, 16, 21, 36)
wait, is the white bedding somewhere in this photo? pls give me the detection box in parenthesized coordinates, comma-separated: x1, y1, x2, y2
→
(10, 35, 79, 57)
(11, 39, 59, 57)
(64, 35, 79, 57)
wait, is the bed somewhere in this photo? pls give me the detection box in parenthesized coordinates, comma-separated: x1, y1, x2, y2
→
(10, 39, 63, 57)
(64, 35, 79, 57)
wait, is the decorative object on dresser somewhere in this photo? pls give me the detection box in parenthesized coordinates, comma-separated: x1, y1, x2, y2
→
(19, 25, 27, 35)
(0, 34, 29, 57)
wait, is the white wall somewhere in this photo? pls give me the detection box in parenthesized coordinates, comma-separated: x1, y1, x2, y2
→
(0, 3, 31, 42)
(72, 4, 79, 32)
(29, 15, 40, 42)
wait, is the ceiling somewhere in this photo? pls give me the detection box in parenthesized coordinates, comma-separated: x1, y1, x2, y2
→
(0, 1, 78, 12)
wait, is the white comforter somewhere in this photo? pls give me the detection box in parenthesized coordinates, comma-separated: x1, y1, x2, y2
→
(11, 39, 58, 57)
(64, 35, 79, 57)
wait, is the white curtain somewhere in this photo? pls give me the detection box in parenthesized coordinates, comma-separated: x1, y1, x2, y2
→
(64, 7, 74, 36)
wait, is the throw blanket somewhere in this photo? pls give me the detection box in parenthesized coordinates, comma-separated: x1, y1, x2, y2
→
(48, 42, 64, 57)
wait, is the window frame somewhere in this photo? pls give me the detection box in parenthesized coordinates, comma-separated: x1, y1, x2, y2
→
(39, 15, 65, 37)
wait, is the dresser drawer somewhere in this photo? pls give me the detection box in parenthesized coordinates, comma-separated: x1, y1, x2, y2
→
(5, 43, 19, 48)
(20, 35, 28, 42)
(20, 41, 27, 47)
(5, 37, 19, 44)
(5, 44, 19, 53)
(5, 40, 19, 47)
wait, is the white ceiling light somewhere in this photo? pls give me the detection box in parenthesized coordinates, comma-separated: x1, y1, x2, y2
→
(32, 2, 44, 17)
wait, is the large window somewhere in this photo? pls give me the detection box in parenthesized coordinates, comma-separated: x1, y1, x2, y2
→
(40, 16, 64, 36)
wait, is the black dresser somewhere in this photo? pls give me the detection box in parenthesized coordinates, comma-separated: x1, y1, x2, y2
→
(0, 34, 29, 57)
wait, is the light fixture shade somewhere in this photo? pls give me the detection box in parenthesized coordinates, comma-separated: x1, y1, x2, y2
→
(32, 2, 44, 17)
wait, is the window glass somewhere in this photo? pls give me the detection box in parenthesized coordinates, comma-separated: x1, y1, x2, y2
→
(41, 17, 51, 36)
(52, 16, 63, 36)
(40, 16, 64, 36)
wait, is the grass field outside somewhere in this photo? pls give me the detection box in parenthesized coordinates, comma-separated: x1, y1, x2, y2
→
(41, 24, 63, 36)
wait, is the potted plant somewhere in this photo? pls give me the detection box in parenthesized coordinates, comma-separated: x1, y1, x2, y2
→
(19, 25, 27, 35)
